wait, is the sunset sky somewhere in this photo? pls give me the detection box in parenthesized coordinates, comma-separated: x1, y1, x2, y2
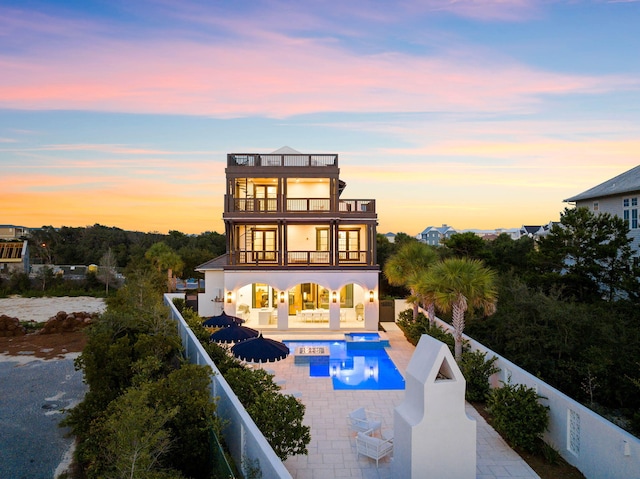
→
(1, 0, 639, 236)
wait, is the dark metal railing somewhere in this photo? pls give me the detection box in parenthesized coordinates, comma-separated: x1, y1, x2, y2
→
(232, 250, 368, 266)
(228, 153, 337, 167)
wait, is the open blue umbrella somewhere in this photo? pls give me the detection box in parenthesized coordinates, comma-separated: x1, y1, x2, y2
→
(202, 311, 244, 328)
(231, 333, 290, 363)
(210, 323, 259, 344)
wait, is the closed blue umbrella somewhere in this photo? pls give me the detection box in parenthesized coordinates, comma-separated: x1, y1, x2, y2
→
(210, 323, 259, 344)
(202, 311, 244, 328)
(231, 333, 290, 363)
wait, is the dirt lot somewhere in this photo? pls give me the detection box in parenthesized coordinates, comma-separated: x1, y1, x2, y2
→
(0, 329, 87, 360)
(0, 296, 103, 361)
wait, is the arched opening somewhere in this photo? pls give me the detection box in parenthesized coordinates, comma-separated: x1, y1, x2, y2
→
(233, 281, 368, 330)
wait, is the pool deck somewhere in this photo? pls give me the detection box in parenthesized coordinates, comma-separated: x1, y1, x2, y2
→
(264, 324, 540, 479)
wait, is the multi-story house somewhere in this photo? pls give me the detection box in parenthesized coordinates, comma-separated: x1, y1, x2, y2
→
(196, 148, 380, 330)
(415, 224, 457, 246)
(564, 164, 640, 253)
(0, 225, 30, 240)
(0, 240, 30, 275)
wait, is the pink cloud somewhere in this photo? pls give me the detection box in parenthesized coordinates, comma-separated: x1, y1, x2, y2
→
(0, 31, 630, 118)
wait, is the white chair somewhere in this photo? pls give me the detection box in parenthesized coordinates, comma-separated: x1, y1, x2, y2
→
(347, 407, 382, 435)
(355, 429, 393, 467)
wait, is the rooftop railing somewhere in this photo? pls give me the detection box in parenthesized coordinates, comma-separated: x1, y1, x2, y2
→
(228, 154, 337, 167)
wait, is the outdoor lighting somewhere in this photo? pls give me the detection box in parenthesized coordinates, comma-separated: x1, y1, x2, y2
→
(280, 291, 285, 303)
(332, 291, 337, 303)
(369, 290, 374, 302)
(226, 291, 232, 303)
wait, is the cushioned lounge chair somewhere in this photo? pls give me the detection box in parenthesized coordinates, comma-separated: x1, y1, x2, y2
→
(355, 429, 393, 467)
(347, 407, 382, 434)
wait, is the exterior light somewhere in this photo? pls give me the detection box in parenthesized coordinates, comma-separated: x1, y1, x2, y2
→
(332, 291, 337, 303)
(226, 291, 232, 303)
(369, 290, 374, 302)
(280, 291, 285, 303)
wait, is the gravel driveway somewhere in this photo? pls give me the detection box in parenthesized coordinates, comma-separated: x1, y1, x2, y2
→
(0, 357, 86, 479)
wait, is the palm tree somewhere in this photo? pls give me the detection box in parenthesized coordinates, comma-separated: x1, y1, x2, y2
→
(383, 241, 439, 320)
(145, 242, 184, 292)
(417, 257, 497, 362)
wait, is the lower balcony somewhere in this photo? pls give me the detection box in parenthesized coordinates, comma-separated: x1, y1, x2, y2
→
(229, 250, 372, 267)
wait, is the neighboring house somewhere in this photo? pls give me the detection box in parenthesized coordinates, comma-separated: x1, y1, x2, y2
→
(564, 165, 640, 253)
(383, 232, 396, 243)
(0, 225, 30, 240)
(196, 147, 380, 330)
(0, 240, 30, 275)
(415, 224, 457, 246)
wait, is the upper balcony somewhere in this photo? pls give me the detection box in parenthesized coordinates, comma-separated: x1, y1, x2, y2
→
(224, 197, 376, 218)
(227, 153, 337, 168)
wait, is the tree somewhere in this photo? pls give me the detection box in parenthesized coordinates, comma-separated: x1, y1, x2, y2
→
(145, 243, 184, 292)
(443, 231, 487, 259)
(383, 241, 439, 320)
(98, 248, 118, 294)
(418, 257, 497, 362)
(532, 207, 639, 302)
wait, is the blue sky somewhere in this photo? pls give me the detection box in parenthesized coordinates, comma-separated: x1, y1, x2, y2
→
(1, 0, 639, 235)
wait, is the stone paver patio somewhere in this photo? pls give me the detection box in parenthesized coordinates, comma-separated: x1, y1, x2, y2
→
(263, 324, 539, 479)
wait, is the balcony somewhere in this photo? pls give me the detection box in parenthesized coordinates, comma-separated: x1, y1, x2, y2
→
(228, 250, 373, 268)
(228, 153, 337, 168)
(226, 197, 375, 216)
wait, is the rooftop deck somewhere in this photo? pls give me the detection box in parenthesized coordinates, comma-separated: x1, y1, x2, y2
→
(228, 153, 338, 168)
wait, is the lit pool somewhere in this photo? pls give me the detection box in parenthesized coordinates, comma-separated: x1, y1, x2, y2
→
(284, 340, 405, 391)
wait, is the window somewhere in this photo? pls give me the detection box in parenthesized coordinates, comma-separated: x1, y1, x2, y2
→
(252, 229, 276, 261)
(633, 197, 638, 207)
(593, 202, 599, 211)
(255, 185, 277, 211)
(633, 209, 638, 229)
(338, 229, 360, 261)
(624, 198, 630, 208)
(624, 210, 630, 227)
(316, 228, 329, 251)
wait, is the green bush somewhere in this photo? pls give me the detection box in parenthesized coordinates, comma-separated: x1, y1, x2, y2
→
(460, 350, 499, 402)
(397, 308, 456, 352)
(487, 382, 549, 453)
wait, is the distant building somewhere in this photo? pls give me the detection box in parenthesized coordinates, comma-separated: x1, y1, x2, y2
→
(564, 165, 640, 252)
(416, 224, 457, 246)
(383, 232, 396, 243)
(0, 240, 30, 275)
(0, 225, 30, 240)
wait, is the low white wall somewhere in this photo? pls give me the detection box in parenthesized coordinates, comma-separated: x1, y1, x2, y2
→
(165, 295, 292, 479)
(393, 301, 640, 479)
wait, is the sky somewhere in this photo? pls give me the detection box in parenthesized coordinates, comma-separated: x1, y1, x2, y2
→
(1, 0, 639, 236)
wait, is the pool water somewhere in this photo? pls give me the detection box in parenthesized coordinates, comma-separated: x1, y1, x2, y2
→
(284, 340, 405, 391)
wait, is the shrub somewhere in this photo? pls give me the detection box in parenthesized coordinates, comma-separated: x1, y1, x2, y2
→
(460, 350, 499, 402)
(487, 382, 549, 453)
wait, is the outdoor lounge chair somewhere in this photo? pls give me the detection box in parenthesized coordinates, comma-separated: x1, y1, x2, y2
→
(355, 429, 393, 467)
(347, 407, 382, 434)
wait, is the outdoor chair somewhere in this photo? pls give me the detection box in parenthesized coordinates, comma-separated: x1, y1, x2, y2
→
(347, 407, 382, 435)
(355, 429, 393, 467)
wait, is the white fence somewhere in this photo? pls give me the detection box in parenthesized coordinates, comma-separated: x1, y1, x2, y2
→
(165, 295, 292, 479)
(397, 300, 640, 479)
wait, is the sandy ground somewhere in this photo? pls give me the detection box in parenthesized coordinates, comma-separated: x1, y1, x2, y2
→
(0, 295, 106, 322)
(0, 296, 103, 479)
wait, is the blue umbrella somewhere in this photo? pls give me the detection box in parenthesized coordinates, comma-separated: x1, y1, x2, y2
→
(210, 323, 259, 344)
(231, 333, 290, 363)
(202, 311, 244, 328)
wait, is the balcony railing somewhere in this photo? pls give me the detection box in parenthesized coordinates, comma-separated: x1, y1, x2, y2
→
(228, 153, 337, 167)
(226, 197, 375, 215)
(230, 250, 369, 267)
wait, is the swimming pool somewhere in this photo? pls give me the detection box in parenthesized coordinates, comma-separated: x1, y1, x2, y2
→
(284, 340, 405, 391)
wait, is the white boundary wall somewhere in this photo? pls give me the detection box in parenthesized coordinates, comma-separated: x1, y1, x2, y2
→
(394, 300, 640, 479)
(165, 294, 292, 479)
